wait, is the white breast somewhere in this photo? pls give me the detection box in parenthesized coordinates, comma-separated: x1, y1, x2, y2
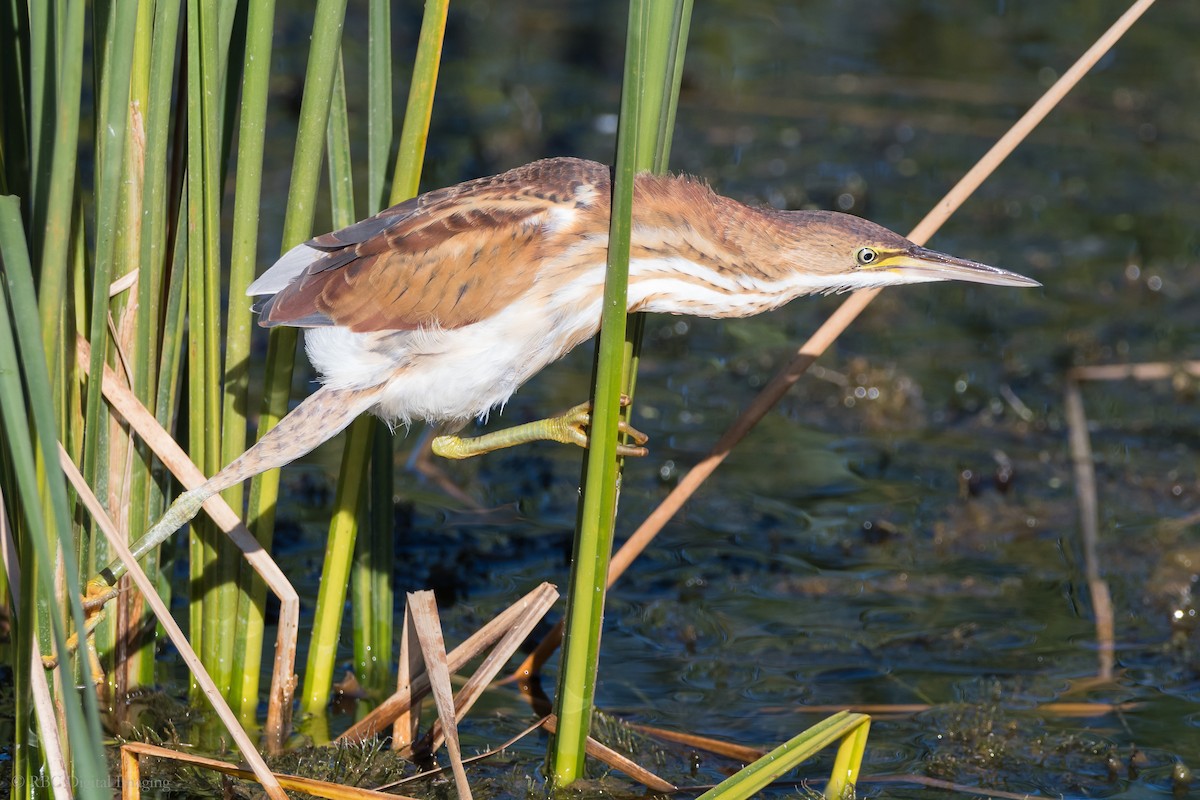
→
(303, 293, 602, 428)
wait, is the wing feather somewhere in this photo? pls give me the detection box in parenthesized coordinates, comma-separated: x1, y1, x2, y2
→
(250, 158, 611, 333)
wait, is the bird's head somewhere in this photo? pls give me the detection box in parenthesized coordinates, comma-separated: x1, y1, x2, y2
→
(773, 211, 1040, 292)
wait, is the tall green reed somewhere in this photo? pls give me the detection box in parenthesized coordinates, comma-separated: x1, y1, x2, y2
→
(551, 0, 693, 785)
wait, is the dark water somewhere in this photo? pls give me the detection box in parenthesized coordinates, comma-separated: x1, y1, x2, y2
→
(234, 1, 1200, 797)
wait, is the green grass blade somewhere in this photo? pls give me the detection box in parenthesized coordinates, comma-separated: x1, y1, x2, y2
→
(696, 712, 871, 800)
(0, 194, 111, 799)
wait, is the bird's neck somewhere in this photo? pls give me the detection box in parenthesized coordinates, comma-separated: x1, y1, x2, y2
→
(621, 191, 838, 318)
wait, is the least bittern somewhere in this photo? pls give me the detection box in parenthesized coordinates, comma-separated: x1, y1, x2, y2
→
(85, 157, 1037, 602)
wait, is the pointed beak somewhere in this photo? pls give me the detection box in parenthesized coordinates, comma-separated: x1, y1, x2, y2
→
(880, 246, 1040, 288)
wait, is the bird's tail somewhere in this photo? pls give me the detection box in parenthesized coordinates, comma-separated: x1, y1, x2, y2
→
(203, 383, 385, 495)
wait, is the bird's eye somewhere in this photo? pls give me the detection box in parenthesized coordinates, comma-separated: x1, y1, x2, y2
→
(855, 247, 878, 267)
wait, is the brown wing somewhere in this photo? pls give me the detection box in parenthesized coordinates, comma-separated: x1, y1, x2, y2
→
(256, 158, 612, 332)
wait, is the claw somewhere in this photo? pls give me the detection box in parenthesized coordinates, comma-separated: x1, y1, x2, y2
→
(83, 578, 119, 612)
(42, 606, 108, 670)
(41, 580, 121, 670)
(557, 399, 650, 457)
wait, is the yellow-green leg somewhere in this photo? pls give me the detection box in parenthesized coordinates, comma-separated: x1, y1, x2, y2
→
(432, 399, 650, 460)
(83, 486, 213, 611)
(80, 385, 383, 613)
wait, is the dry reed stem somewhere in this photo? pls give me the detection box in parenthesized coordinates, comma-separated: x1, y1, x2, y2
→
(778, 701, 1142, 717)
(341, 582, 557, 742)
(628, 722, 767, 764)
(121, 743, 140, 800)
(542, 714, 677, 792)
(393, 606, 421, 751)
(75, 336, 299, 750)
(0, 491, 73, 796)
(510, 0, 1161, 681)
(862, 774, 1039, 800)
(422, 584, 558, 755)
(57, 447, 287, 800)
(1062, 357, 1200, 682)
(118, 741, 420, 800)
(408, 591, 473, 800)
(1064, 379, 1115, 681)
(1068, 360, 1200, 382)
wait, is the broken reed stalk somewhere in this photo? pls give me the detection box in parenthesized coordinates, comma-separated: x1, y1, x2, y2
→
(408, 591, 473, 800)
(57, 448, 287, 800)
(420, 584, 558, 755)
(76, 338, 300, 750)
(512, 0, 1161, 680)
(340, 582, 559, 742)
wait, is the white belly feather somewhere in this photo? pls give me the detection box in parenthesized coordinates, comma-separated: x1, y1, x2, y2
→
(304, 293, 603, 428)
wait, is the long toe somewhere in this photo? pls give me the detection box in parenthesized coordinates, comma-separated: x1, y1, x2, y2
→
(614, 441, 650, 458)
(616, 420, 649, 446)
(82, 580, 118, 612)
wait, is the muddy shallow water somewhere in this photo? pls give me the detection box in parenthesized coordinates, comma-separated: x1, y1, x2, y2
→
(161, 1, 1200, 797)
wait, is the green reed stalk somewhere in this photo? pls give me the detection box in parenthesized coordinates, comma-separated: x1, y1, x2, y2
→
(184, 0, 234, 698)
(367, 0, 393, 214)
(305, 0, 449, 715)
(242, 3, 349, 677)
(351, 0, 398, 702)
(32, 0, 84, 384)
(356, 421, 395, 696)
(109, 0, 156, 691)
(299, 51, 363, 718)
(389, 0, 449, 206)
(228, 0, 279, 722)
(551, 0, 691, 784)
(0, 197, 109, 799)
(0, 2, 29, 200)
(76, 0, 140, 703)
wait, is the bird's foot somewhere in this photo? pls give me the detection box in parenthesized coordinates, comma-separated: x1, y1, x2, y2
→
(431, 395, 649, 460)
(41, 597, 110, 671)
(548, 397, 650, 457)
